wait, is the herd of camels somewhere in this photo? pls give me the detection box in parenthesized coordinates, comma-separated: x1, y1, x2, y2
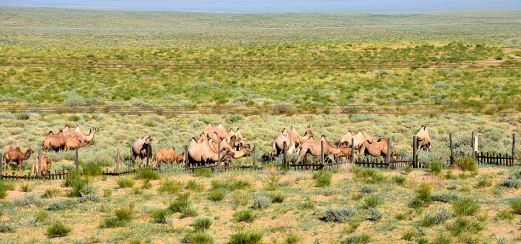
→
(1, 123, 432, 174)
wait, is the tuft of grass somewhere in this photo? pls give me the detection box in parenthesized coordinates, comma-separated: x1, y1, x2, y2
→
(149, 209, 172, 224)
(116, 178, 135, 188)
(47, 221, 71, 238)
(284, 232, 301, 244)
(409, 183, 432, 208)
(231, 192, 249, 207)
(509, 198, 521, 215)
(193, 168, 213, 177)
(142, 180, 152, 189)
(496, 210, 514, 220)
(475, 176, 492, 188)
(168, 193, 190, 213)
(429, 160, 443, 176)
(420, 208, 453, 227)
(101, 206, 134, 228)
(392, 175, 407, 186)
(342, 232, 371, 244)
(0, 223, 16, 233)
(233, 209, 255, 223)
(35, 209, 49, 223)
(321, 208, 356, 223)
(184, 231, 214, 244)
(135, 168, 160, 180)
(0, 181, 15, 199)
(208, 190, 226, 201)
(48, 199, 78, 211)
(402, 164, 413, 175)
(448, 217, 483, 236)
(251, 195, 272, 210)
(103, 188, 113, 197)
(269, 192, 285, 203)
(82, 163, 102, 177)
(452, 197, 479, 216)
(41, 188, 61, 199)
(456, 156, 478, 172)
(313, 171, 332, 187)
(191, 216, 213, 231)
(352, 167, 386, 183)
(158, 180, 183, 194)
(20, 183, 33, 192)
(230, 231, 263, 244)
(364, 196, 381, 208)
(432, 234, 452, 244)
(185, 180, 204, 191)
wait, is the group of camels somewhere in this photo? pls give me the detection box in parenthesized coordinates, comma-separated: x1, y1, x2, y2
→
(1, 123, 432, 174)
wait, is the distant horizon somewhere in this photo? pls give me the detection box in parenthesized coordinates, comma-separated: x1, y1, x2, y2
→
(2, 0, 521, 13)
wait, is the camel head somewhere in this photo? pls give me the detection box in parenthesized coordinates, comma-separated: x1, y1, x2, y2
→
(25, 148, 34, 158)
(229, 128, 245, 149)
(302, 130, 313, 140)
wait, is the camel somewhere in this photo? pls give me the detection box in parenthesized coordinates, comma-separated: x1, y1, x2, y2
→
(415, 126, 431, 151)
(203, 124, 245, 150)
(360, 138, 398, 160)
(271, 127, 313, 157)
(203, 124, 229, 142)
(63, 126, 98, 145)
(231, 144, 254, 159)
(152, 147, 185, 168)
(31, 154, 52, 176)
(339, 131, 373, 154)
(228, 128, 245, 150)
(131, 136, 153, 167)
(43, 130, 66, 151)
(296, 135, 352, 163)
(187, 138, 234, 166)
(3, 146, 33, 170)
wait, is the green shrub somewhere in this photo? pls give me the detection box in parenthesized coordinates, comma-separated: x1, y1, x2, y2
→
(429, 160, 443, 176)
(496, 210, 514, 220)
(352, 167, 386, 183)
(233, 209, 255, 223)
(432, 234, 452, 244)
(158, 180, 183, 194)
(41, 188, 60, 198)
(232, 192, 249, 207)
(103, 188, 113, 197)
(186, 180, 204, 191)
(0, 181, 15, 199)
(342, 232, 371, 244)
(116, 178, 135, 188)
(15, 194, 45, 207)
(35, 209, 49, 223)
(169, 193, 190, 213)
(230, 231, 263, 244)
(456, 156, 478, 172)
(20, 183, 33, 192)
(498, 176, 520, 188)
(251, 195, 271, 210)
(149, 209, 172, 224)
(448, 217, 483, 236)
(409, 183, 432, 208)
(132, 187, 143, 195)
(452, 197, 479, 216)
(142, 180, 152, 189)
(392, 175, 407, 186)
(191, 216, 213, 231)
(367, 207, 383, 221)
(284, 232, 301, 244)
(48, 199, 78, 211)
(193, 168, 213, 177)
(184, 231, 214, 244)
(360, 185, 375, 194)
(321, 208, 356, 223)
(313, 171, 332, 187)
(420, 208, 453, 227)
(431, 192, 460, 203)
(82, 163, 102, 177)
(47, 221, 71, 238)
(364, 196, 381, 208)
(135, 168, 160, 180)
(401, 229, 421, 241)
(509, 198, 521, 215)
(475, 176, 492, 188)
(300, 197, 315, 209)
(208, 190, 226, 201)
(270, 192, 285, 203)
(101, 206, 134, 228)
(65, 170, 90, 197)
(0, 223, 17, 233)
(63, 169, 82, 187)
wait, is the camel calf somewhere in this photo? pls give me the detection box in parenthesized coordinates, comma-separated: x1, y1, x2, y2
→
(31, 155, 52, 176)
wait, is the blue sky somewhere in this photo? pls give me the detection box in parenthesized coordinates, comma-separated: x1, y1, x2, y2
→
(1, 0, 521, 13)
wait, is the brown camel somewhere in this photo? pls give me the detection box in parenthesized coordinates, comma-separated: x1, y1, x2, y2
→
(4, 146, 33, 169)
(339, 131, 373, 154)
(296, 135, 351, 163)
(43, 130, 66, 151)
(31, 154, 53, 176)
(187, 138, 234, 166)
(272, 127, 313, 157)
(360, 138, 398, 160)
(415, 126, 431, 151)
(152, 147, 185, 168)
(62, 126, 98, 145)
(131, 136, 153, 167)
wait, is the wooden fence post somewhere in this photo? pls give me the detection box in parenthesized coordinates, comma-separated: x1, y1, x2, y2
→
(184, 145, 189, 170)
(252, 144, 256, 167)
(513, 134, 516, 166)
(351, 138, 355, 163)
(282, 141, 287, 165)
(385, 138, 391, 164)
(145, 144, 150, 168)
(217, 142, 221, 166)
(471, 131, 475, 158)
(75, 148, 79, 170)
(37, 150, 42, 177)
(412, 136, 417, 168)
(0, 152, 3, 179)
(449, 133, 454, 166)
(320, 140, 324, 165)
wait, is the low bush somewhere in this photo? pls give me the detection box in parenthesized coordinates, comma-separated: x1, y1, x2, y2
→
(41, 188, 61, 199)
(409, 184, 432, 208)
(234, 209, 256, 223)
(48, 199, 78, 211)
(101, 205, 134, 228)
(82, 163, 102, 177)
(360, 185, 375, 194)
(169, 193, 190, 213)
(103, 188, 113, 197)
(452, 197, 479, 216)
(142, 180, 152, 189)
(135, 168, 160, 180)
(149, 209, 172, 224)
(313, 171, 332, 187)
(475, 176, 492, 188)
(15, 195, 46, 207)
(429, 160, 443, 176)
(208, 190, 226, 201)
(0, 222, 16, 233)
(456, 156, 478, 172)
(420, 208, 453, 227)
(401, 228, 422, 241)
(193, 168, 213, 177)
(269, 192, 285, 203)
(321, 208, 356, 223)
(431, 192, 460, 203)
(251, 195, 271, 210)
(284, 232, 301, 244)
(498, 176, 520, 189)
(185, 180, 204, 191)
(35, 210, 49, 223)
(0, 181, 15, 199)
(448, 217, 483, 236)
(510, 198, 521, 215)
(352, 167, 386, 183)
(191, 216, 213, 231)
(47, 221, 71, 238)
(342, 232, 371, 244)
(364, 196, 381, 208)
(367, 207, 383, 221)
(184, 231, 214, 244)
(392, 175, 407, 186)
(116, 178, 135, 188)
(496, 209, 514, 220)
(230, 231, 263, 244)
(158, 180, 183, 194)
(20, 183, 33, 192)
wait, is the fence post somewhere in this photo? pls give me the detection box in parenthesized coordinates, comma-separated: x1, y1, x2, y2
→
(513, 134, 516, 166)
(217, 142, 221, 166)
(351, 138, 355, 163)
(0, 152, 3, 179)
(412, 136, 417, 168)
(252, 144, 256, 167)
(37, 150, 42, 177)
(75, 148, 79, 170)
(320, 140, 324, 165)
(145, 144, 150, 168)
(449, 133, 454, 166)
(471, 131, 475, 158)
(282, 141, 287, 166)
(385, 138, 391, 164)
(184, 145, 189, 170)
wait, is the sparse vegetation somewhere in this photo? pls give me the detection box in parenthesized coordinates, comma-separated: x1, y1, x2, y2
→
(47, 221, 71, 238)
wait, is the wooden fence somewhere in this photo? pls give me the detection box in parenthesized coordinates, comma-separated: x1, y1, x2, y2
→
(450, 133, 516, 167)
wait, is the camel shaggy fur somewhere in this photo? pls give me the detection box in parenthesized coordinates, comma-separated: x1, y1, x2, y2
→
(415, 126, 431, 151)
(3, 146, 33, 169)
